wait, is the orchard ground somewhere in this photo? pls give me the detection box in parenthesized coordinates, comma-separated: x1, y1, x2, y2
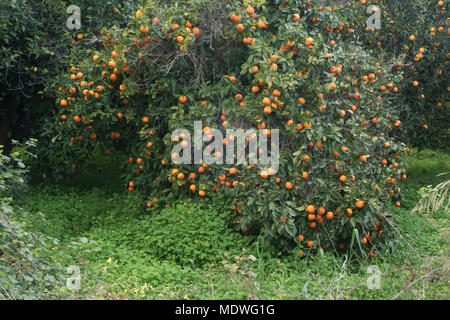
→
(19, 148, 449, 299)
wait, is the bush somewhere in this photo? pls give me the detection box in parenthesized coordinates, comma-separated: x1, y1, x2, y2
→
(0, 142, 64, 299)
(43, 0, 411, 256)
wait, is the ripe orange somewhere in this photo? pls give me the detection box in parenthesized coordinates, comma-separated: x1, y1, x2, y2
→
(346, 208, 353, 216)
(305, 37, 313, 46)
(305, 205, 315, 214)
(326, 211, 334, 220)
(246, 6, 255, 15)
(306, 240, 313, 248)
(59, 99, 68, 107)
(140, 25, 149, 34)
(230, 14, 241, 22)
(236, 24, 245, 32)
(355, 200, 365, 208)
(285, 181, 293, 190)
(179, 96, 187, 103)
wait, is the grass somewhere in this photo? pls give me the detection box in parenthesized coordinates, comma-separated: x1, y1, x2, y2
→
(18, 149, 450, 300)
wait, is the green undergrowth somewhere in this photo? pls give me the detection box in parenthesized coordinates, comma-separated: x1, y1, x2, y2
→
(16, 149, 449, 299)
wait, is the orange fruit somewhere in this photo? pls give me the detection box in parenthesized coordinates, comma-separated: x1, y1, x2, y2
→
(230, 14, 241, 22)
(305, 205, 315, 214)
(263, 106, 272, 114)
(355, 200, 365, 208)
(326, 211, 334, 220)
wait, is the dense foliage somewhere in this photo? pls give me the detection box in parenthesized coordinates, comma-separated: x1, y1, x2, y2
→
(0, 142, 64, 299)
(38, 0, 422, 256)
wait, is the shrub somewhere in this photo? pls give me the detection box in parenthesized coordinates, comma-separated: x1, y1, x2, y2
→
(44, 0, 411, 256)
(0, 142, 64, 299)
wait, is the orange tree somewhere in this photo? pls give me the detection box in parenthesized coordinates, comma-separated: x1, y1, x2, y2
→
(349, 0, 449, 147)
(44, 0, 410, 256)
(0, 0, 138, 155)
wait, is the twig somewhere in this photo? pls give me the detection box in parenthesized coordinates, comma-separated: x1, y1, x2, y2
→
(337, 265, 409, 300)
(391, 264, 449, 300)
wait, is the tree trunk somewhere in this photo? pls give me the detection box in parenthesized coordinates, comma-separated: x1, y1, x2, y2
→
(0, 97, 19, 156)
